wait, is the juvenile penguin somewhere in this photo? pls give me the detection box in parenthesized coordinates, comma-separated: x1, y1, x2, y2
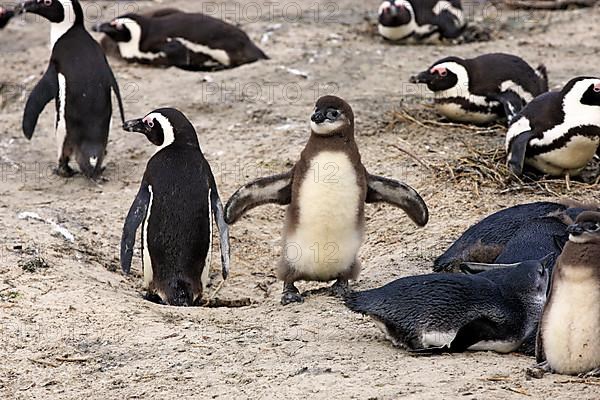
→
(93, 10, 268, 71)
(121, 108, 230, 306)
(0, 7, 14, 29)
(17, 0, 125, 178)
(378, 0, 465, 42)
(225, 96, 429, 305)
(533, 211, 600, 377)
(345, 259, 549, 353)
(506, 76, 600, 178)
(410, 53, 548, 124)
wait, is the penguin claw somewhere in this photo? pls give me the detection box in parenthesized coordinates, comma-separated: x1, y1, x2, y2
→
(526, 362, 551, 379)
(281, 292, 304, 305)
(329, 279, 350, 298)
(579, 368, 600, 378)
(53, 164, 76, 178)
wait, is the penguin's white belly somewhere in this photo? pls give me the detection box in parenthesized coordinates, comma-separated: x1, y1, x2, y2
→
(434, 102, 498, 124)
(529, 136, 599, 176)
(468, 340, 520, 353)
(378, 23, 439, 43)
(286, 152, 363, 281)
(543, 274, 600, 375)
(55, 73, 67, 159)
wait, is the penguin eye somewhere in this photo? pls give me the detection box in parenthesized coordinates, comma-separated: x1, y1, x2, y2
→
(326, 110, 339, 119)
(43, 0, 52, 6)
(594, 86, 600, 93)
(147, 120, 154, 128)
(439, 70, 447, 77)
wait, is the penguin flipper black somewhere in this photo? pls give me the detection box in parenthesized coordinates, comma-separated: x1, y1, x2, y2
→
(23, 63, 59, 139)
(209, 175, 230, 279)
(436, 13, 463, 39)
(108, 66, 126, 125)
(120, 183, 151, 274)
(224, 170, 294, 224)
(507, 130, 535, 177)
(489, 91, 525, 123)
(365, 174, 428, 226)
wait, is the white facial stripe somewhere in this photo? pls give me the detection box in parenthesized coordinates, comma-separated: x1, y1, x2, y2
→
(310, 119, 346, 135)
(500, 80, 535, 103)
(378, 1, 392, 14)
(113, 18, 165, 60)
(433, 0, 465, 27)
(50, 0, 75, 48)
(55, 73, 67, 159)
(142, 185, 154, 289)
(432, 62, 490, 107)
(172, 37, 231, 66)
(506, 116, 532, 149)
(145, 113, 175, 153)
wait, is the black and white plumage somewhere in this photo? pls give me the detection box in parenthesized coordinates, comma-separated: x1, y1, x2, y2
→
(410, 53, 548, 124)
(377, 0, 465, 42)
(93, 9, 268, 71)
(17, 0, 125, 178)
(121, 108, 230, 306)
(345, 259, 549, 353)
(506, 76, 600, 177)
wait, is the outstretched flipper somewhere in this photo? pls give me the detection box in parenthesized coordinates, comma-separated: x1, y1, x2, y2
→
(490, 91, 525, 123)
(224, 170, 294, 224)
(23, 63, 58, 139)
(120, 182, 151, 273)
(365, 174, 428, 226)
(507, 130, 535, 177)
(209, 174, 230, 279)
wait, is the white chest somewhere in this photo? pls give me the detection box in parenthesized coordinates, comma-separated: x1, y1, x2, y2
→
(528, 135, 600, 175)
(434, 102, 498, 124)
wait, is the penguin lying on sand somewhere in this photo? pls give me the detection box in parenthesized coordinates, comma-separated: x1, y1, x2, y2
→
(532, 211, 600, 377)
(410, 53, 548, 124)
(94, 9, 268, 71)
(17, 0, 125, 178)
(345, 258, 550, 353)
(506, 76, 600, 179)
(0, 7, 14, 29)
(121, 108, 230, 306)
(225, 96, 428, 305)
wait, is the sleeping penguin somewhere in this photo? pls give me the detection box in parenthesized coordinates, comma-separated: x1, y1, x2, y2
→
(506, 76, 600, 178)
(410, 53, 548, 124)
(93, 9, 268, 71)
(378, 0, 465, 42)
(121, 108, 230, 306)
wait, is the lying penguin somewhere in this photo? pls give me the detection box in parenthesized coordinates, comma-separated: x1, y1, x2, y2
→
(94, 8, 268, 71)
(506, 76, 600, 179)
(121, 108, 230, 306)
(410, 53, 548, 124)
(378, 0, 465, 42)
(225, 96, 428, 305)
(345, 258, 549, 353)
(433, 201, 596, 273)
(0, 7, 14, 29)
(532, 211, 600, 378)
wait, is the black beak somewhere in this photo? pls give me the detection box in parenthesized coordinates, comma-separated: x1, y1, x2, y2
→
(15, 1, 38, 15)
(409, 70, 432, 84)
(311, 110, 326, 124)
(567, 224, 584, 235)
(123, 118, 149, 134)
(93, 22, 117, 34)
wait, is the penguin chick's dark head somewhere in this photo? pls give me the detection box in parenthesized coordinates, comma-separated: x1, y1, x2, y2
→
(567, 211, 600, 244)
(310, 95, 354, 137)
(501, 259, 550, 302)
(410, 57, 463, 92)
(378, 1, 411, 27)
(123, 108, 199, 150)
(17, 0, 82, 24)
(565, 77, 600, 107)
(93, 14, 141, 42)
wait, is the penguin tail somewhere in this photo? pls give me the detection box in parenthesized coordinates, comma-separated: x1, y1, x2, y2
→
(536, 64, 549, 92)
(167, 280, 194, 306)
(343, 290, 371, 315)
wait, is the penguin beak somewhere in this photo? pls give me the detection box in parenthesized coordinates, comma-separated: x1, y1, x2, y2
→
(409, 70, 433, 84)
(311, 110, 327, 124)
(123, 118, 150, 135)
(15, 0, 39, 15)
(567, 224, 584, 235)
(93, 22, 117, 34)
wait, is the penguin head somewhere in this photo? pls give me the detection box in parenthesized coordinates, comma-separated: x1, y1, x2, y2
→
(567, 211, 600, 244)
(123, 108, 199, 152)
(76, 142, 105, 179)
(503, 259, 550, 302)
(563, 77, 600, 107)
(163, 280, 195, 307)
(310, 95, 354, 137)
(378, 0, 412, 27)
(410, 58, 465, 92)
(17, 0, 82, 24)
(0, 7, 15, 29)
(93, 14, 143, 43)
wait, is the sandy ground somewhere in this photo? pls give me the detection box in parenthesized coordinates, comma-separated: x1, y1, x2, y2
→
(1, 0, 600, 398)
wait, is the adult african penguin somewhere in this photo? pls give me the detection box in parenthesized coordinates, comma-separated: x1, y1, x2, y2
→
(532, 211, 600, 377)
(121, 108, 230, 306)
(93, 9, 268, 71)
(345, 258, 550, 353)
(17, 0, 125, 178)
(411, 53, 548, 124)
(506, 76, 600, 178)
(0, 7, 14, 29)
(225, 96, 429, 305)
(378, 0, 465, 42)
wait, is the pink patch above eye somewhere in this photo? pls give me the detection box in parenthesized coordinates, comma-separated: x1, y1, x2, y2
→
(594, 83, 600, 92)
(430, 66, 447, 76)
(143, 116, 154, 127)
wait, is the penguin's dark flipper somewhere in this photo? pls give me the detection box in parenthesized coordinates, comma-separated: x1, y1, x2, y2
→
(23, 63, 58, 139)
(120, 182, 151, 274)
(436, 12, 464, 39)
(507, 130, 535, 177)
(224, 170, 294, 224)
(365, 174, 428, 226)
(489, 91, 525, 123)
(108, 66, 126, 124)
(209, 174, 230, 280)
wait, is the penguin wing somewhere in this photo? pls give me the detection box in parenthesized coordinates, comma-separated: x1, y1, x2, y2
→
(224, 170, 294, 224)
(535, 320, 546, 363)
(209, 174, 230, 280)
(120, 182, 151, 274)
(365, 174, 429, 226)
(489, 91, 525, 123)
(107, 65, 126, 125)
(23, 63, 59, 139)
(507, 130, 535, 177)
(435, 11, 464, 39)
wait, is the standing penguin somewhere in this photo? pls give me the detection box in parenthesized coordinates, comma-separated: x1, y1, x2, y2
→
(378, 0, 465, 42)
(93, 9, 268, 71)
(121, 108, 230, 306)
(410, 53, 548, 124)
(345, 259, 549, 353)
(506, 76, 600, 179)
(17, 0, 125, 178)
(225, 96, 429, 305)
(533, 211, 600, 377)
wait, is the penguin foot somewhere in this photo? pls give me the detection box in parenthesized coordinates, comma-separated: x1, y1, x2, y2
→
(144, 292, 165, 305)
(54, 164, 76, 178)
(329, 279, 349, 298)
(281, 282, 303, 305)
(525, 361, 551, 379)
(579, 367, 600, 378)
